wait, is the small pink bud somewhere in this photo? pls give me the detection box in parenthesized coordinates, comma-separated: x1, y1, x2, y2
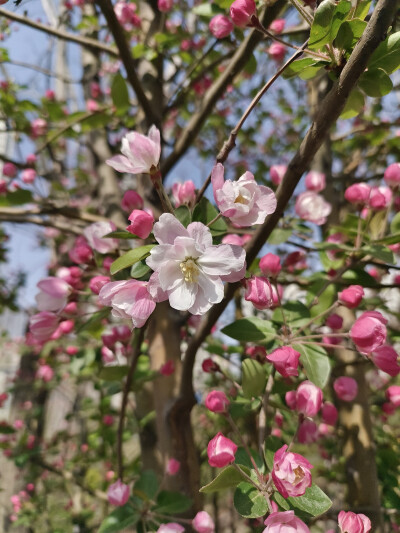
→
(31, 118, 47, 138)
(204, 390, 230, 413)
(89, 275, 111, 294)
(3, 162, 17, 178)
(334, 376, 358, 402)
(103, 415, 114, 426)
(192, 510, 215, 533)
(326, 313, 343, 330)
(230, 0, 257, 27)
(384, 162, 400, 187)
(344, 183, 371, 205)
(270, 164, 287, 186)
(386, 385, 400, 407)
(107, 479, 130, 506)
(369, 345, 400, 377)
(295, 191, 331, 225)
(350, 311, 387, 354)
(266, 346, 300, 377)
(259, 253, 281, 277)
(166, 458, 181, 475)
(21, 168, 37, 184)
(297, 419, 319, 444)
(338, 511, 371, 533)
(121, 190, 143, 212)
(305, 171, 326, 192)
(268, 43, 286, 61)
(296, 381, 323, 417)
(126, 209, 154, 239)
(244, 275, 273, 310)
(209, 14, 234, 39)
(269, 18, 285, 33)
(160, 360, 175, 376)
(202, 358, 220, 373)
(338, 285, 364, 308)
(207, 432, 237, 468)
(106, 470, 115, 482)
(158, 0, 173, 12)
(171, 180, 196, 207)
(321, 402, 338, 426)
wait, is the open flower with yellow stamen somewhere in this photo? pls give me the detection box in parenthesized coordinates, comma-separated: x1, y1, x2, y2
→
(146, 214, 246, 315)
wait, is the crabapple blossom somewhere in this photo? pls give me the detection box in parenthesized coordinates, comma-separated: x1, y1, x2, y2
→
(158, 0, 173, 12)
(21, 168, 36, 184)
(368, 186, 392, 210)
(83, 221, 118, 254)
(272, 445, 313, 498)
(295, 191, 331, 225)
(29, 312, 59, 341)
(157, 524, 185, 533)
(192, 511, 215, 533)
(263, 511, 310, 532)
(259, 253, 281, 277)
(321, 402, 338, 426)
(69, 236, 93, 264)
(297, 420, 319, 444)
(350, 311, 387, 354)
(386, 385, 400, 406)
(266, 346, 301, 377)
(126, 209, 154, 238)
(209, 15, 233, 38)
(207, 432, 237, 467)
(166, 458, 180, 475)
(230, 0, 256, 27)
(268, 43, 286, 61)
(36, 365, 54, 383)
(160, 360, 175, 376)
(107, 479, 130, 506)
(296, 381, 323, 417)
(305, 171, 326, 192)
(2, 162, 17, 178)
(344, 183, 371, 205)
(121, 190, 144, 212)
(338, 285, 364, 308)
(146, 213, 246, 315)
(326, 314, 343, 330)
(270, 164, 286, 186)
(35, 277, 71, 313)
(31, 118, 47, 138)
(99, 279, 156, 327)
(89, 275, 110, 295)
(204, 390, 230, 413)
(369, 345, 400, 376)
(269, 18, 286, 33)
(244, 275, 274, 310)
(334, 377, 358, 402)
(172, 180, 196, 207)
(106, 125, 161, 175)
(338, 511, 371, 533)
(211, 163, 277, 227)
(384, 162, 400, 187)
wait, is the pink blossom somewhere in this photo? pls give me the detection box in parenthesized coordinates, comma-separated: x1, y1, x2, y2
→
(13, 419, 24, 430)
(296, 381, 323, 417)
(35, 277, 71, 313)
(350, 311, 387, 354)
(160, 360, 175, 376)
(207, 432, 237, 468)
(305, 171, 326, 192)
(83, 221, 118, 254)
(244, 275, 274, 310)
(246, 345, 267, 361)
(3, 162, 17, 178)
(338, 511, 371, 533)
(334, 376, 358, 402)
(338, 285, 364, 308)
(209, 15, 233, 39)
(285, 390, 297, 410)
(99, 280, 156, 328)
(146, 213, 246, 315)
(21, 168, 36, 184)
(212, 163, 276, 226)
(344, 183, 371, 205)
(106, 126, 161, 175)
(326, 314, 343, 330)
(103, 415, 114, 426)
(166, 458, 180, 475)
(272, 445, 313, 498)
(90, 82, 101, 99)
(204, 390, 230, 413)
(172, 181, 196, 207)
(368, 186, 392, 210)
(321, 402, 338, 425)
(26, 154, 37, 165)
(121, 190, 143, 212)
(230, 0, 257, 27)
(270, 164, 287, 186)
(89, 275, 111, 295)
(44, 89, 55, 100)
(29, 312, 59, 341)
(59, 320, 74, 334)
(69, 236, 93, 264)
(31, 118, 47, 138)
(114, 1, 140, 28)
(297, 420, 319, 444)
(259, 253, 281, 277)
(384, 162, 400, 187)
(269, 18, 286, 33)
(263, 511, 310, 532)
(268, 43, 286, 61)
(266, 346, 300, 377)
(36, 365, 54, 383)
(126, 209, 154, 239)
(158, 0, 173, 12)
(369, 345, 400, 377)
(192, 511, 215, 533)
(202, 358, 220, 373)
(107, 479, 130, 506)
(157, 524, 185, 533)
(386, 385, 400, 406)
(295, 191, 331, 225)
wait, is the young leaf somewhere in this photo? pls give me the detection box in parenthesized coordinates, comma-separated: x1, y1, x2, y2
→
(288, 484, 332, 517)
(359, 68, 393, 97)
(200, 465, 250, 493)
(154, 491, 192, 514)
(110, 245, 155, 275)
(134, 470, 158, 501)
(242, 359, 267, 399)
(309, 0, 351, 50)
(192, 197, 227, 235)
(368, 32, 400, 75)
(234, 482, 270, 518)
(98, 506, 139, 533)
(340, 88, 364, 119)
(293, 343, 331, 389)
(111, 73, 130, 114)
(221, 317, 276, 343)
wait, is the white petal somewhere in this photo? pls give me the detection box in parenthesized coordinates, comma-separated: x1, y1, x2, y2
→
(197, 272, 224, 304)
(187, 222, 213, 251)
(158, 260, 183, 291)
(106, 155, 137, 174)
(153, 213, 188, 244)
(198, 244, 246, 276)
(168, 280, 197, 311)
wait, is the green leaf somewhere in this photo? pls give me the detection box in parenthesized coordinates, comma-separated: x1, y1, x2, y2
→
(369, 210, 387, 240)
(81, 112, 110, 132)
(192, 197, 227, 235)
(391, 211, 400, 234)
(242, 359, 267, 399)
(174, 205, 191, 227)
(233, 482, 269, 518)
(77, 307, 110, 333)
(0, 189, 33, 207)
(130, 260, 151, 279)
(99, 366, 129, 381)
(359, 68, 393, 97)
(264, 436, 284, 470)
(335, 19, 367, 50)
(154, 491, 192, 514)
(340, 88, 364, 119)
(293, 343, 330, 389)
(268, 228, 293, 244)
(309, 0, 351, 50)
(288, 484, 332, 517)
(354, 0, 371, 19)
(284, 58, 319, 78)
(98, 506, 138, 533)
(221, 317, 276, 343)
(103, 230, 134, 239)
(110, 245, 154, 275)
(272, 301, 310, 327)
(362, 244, 394, 265)
(341, 268, 378, 287)
(368, 32, 400, 74)
(111, 73, 130, 114)
(235, 447, 265, 472)
(134, 470, 158, 501)
(200, 465, 249, 493)
(0, 424, 15, 434)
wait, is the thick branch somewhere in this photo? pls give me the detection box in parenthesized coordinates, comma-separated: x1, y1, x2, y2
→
(179, 0, 398, 403)
(0, 7, 118, 56)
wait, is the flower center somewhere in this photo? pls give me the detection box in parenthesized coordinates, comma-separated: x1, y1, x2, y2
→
(180, 258, 199, 283)
(293, 466, 304, 484)
(234, 193, 247, 204)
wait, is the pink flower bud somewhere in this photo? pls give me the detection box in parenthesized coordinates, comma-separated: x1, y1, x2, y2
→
(35, 277, 71, 313)
(386, 385, 400, 407)
(202, 358, 220, 373)
(285, 390, 297, 410)
(384, 162, 400, 187)
(259, 253, 281, 277)
(160, 360, 175, 376)
(326, 313, 343, 330)
(297, 419, 319, 444)
(338, 285, 364, 308)
(84, 221, 118, 254)
(59, 320, 74, 334)
(207, 432, 237, 468)
(127, 209, 154, 238)
(166, 458, 180, 475)
(244, 275, 273, 310)
(344, 183, 371, 205)
(269, 18, 285, 33)
(321, 402, 338, 426)
(158, 0, 173, 12)
(3, 162, 17, 178)
(107, 479, 130, 506)
(268, 43, 286, 61)
(338, 511, 371, 533)
(69, 236, 93, 264)
(36, 364, 54, 383)
(192, 511, 215, 533)
(369, 345, 400, 377)
(230, 0, 257, 27)
(172, 180, 196, 207)
(26, 154, 37, 165)
(272, 445, 313, 498)
(305, 171, 326, 192)
(31, 118, 47, 138)
(350, 311, 387, 354)
(368, 186, 392, 210)
(90, 82, 102, 99)
(296, 381, 323, 417)
(103, 415, 114, 426)
(270, 164, 286, 186)
(66, 346, 79, 356)
(121, 190, 144, 212)
(204, 390, 230, 413)
(295, 191, 331, 225)
(209, 14, 234, 39)
(89, 275, 111, 295)
(334, 376, 358, 402)
(157, 524, 185, 533)
(29, 312, 59, 342)
(263, 511, 310, 533)
(21, 168, 36, 184)
(26, 483, 34, 492)
(266, 346, 300, 377)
